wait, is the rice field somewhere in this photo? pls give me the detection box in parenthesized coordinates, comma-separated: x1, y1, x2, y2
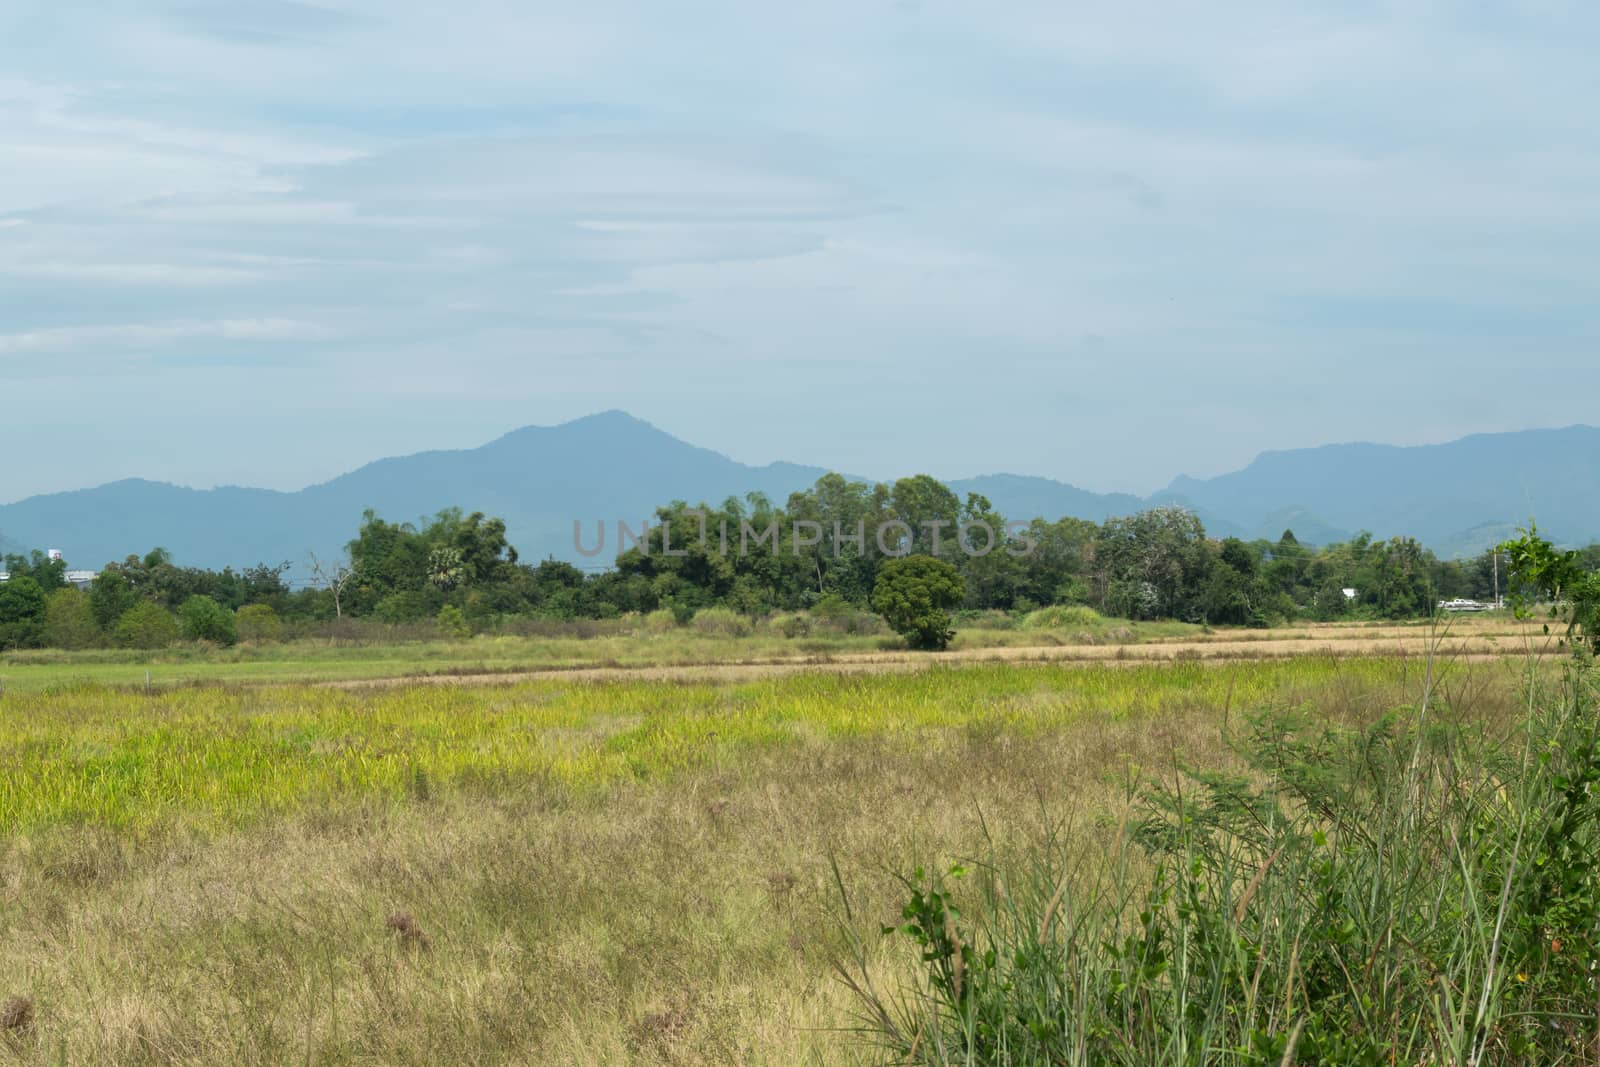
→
(0, 613, 1530, 696)
(0, 652, 1536, 1063)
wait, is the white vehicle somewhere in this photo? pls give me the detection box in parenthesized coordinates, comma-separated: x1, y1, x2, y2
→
(1438, 598, 1490, 612)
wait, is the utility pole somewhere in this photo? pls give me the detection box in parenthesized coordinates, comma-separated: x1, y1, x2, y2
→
(1492, 544, 1500, 608)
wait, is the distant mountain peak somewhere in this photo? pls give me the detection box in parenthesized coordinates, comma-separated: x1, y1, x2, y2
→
(0, 417, 1595, 571)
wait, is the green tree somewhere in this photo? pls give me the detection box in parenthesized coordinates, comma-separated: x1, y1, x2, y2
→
(113, 601, 180, 649)
(427, 545, 466, 591)
(889, 475, 963, 558)
(1097, 507, 1212, 620)
(348, 508, 520, 610)
(89, 568, 139, 630)
(872, 555, 966, 651)
(1363, 536, 1434, 619)
(3, 550, 66, 591)
(954, 493, 1028, 610)
(178, 596, 238, 646)
(0, 575, 47, 649)
(44, 587, 100, 649)
(1502, 525, 1600, 653)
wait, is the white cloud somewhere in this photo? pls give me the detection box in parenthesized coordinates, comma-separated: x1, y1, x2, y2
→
(0, 262, 265, 285)
(0, 318, 332, 355)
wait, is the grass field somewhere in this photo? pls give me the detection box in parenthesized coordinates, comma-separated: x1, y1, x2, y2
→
(0, 613, 1535, 696)
(0, 645, 1539, 1064)
(0, 614, 1209, 695)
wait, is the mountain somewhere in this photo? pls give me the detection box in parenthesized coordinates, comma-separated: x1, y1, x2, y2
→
(1157, 425, 1600, 556)
(944, 473, 1145, 527)
(1, 415, 1595, 574)
(0, 411, 837, 572)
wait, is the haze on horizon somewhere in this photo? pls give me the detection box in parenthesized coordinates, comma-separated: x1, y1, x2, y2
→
(2, 1, 1598, 505)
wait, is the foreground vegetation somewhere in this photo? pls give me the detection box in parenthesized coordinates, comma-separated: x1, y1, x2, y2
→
(851, 528, 1600, 1064)
(0, 655, 1514, 1064)
(855, 657, 1598, 1064)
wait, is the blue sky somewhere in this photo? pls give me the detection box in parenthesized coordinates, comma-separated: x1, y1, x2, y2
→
(2, 1, 1597, 503)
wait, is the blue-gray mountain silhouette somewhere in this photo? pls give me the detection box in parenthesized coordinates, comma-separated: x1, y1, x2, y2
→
(0, 412, 1593, 573)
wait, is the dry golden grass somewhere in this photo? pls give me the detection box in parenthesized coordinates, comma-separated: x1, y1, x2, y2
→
(0, 654, 1530, 1064)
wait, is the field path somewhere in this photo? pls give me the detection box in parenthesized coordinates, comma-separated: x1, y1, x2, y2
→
(322, 624, 1555, 689)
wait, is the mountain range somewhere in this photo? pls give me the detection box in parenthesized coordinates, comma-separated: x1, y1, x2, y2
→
(2, 412, 1594, 574)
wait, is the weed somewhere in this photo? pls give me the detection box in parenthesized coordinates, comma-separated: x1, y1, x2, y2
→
(0, 996, 33, 1033)
(385, 911, 432, 951)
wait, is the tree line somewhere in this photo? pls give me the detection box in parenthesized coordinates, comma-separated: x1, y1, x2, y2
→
(2, 472, 1595, 650)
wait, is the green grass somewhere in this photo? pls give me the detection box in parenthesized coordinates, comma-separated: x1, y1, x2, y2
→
(1, 657, 1400, 835)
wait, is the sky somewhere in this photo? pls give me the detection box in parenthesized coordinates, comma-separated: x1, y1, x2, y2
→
(2, 1, 1598, 504)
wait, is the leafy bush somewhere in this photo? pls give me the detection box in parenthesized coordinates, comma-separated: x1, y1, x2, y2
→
(436, 604, 471, 639)
(953, 609, 1016, 630)
(373, 590, 443, 624)
(178, 596, 238, 646)
(113, 602, 180, 649)
(235, 603, 283, 643)
(691, 606, 752, 637)
(1022, 604, 1103, 629)
(1502, 524, 1600, 654)
(813, 593, 853, 618)
(872, 556, 965, 651)
(769, 612, 811, 638)
(643, 609, 678, 633)
(43, 587, 100, 649)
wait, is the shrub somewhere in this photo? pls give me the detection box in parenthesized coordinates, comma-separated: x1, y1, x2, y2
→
(872, 555, 965, 651)
(1022, 604, 1103, 629)
(952, 609, 1015, 630)
(373, 590, 442, 625)
(235, 603, 283, 643)
(178, 595, 238, 646)
(643, 609, 678, 633)
(437, 604, 471, 639)
(815, 609, 883, 636)
(1502, 525, 1600, 654)
(113, 601, 180, 649)
(813, 593, 853, 618)
(43, 586, 100, 649)
(769, 612, 811, 638)
(691, 606, 752, 637)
